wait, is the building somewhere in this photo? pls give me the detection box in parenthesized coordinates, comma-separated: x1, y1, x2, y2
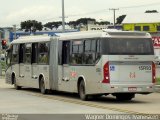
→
(122, 13, 160, 33)
(122, 13, 160, 58)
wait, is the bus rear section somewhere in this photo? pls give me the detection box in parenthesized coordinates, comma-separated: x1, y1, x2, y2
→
(100, 37, 155, 100)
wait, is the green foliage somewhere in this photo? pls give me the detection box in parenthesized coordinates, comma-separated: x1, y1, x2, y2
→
(44, 21, 62, 29)
(21, 20, 43, 32)
(0, 60, 6, 70)
(156, 78, 160, 85)
(44, 18, 101, 29)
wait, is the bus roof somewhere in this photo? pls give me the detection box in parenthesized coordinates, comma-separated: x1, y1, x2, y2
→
(11, 30, 151, 44)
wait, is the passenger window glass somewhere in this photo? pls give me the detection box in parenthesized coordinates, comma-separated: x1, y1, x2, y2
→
(11, 44, 19, 63)
(71, 41, 83, 64)
(38, 43, 49, 64)
(25, 44, 31, 63)
(85, 40, 91, 52)
(84, 39, 96, 64)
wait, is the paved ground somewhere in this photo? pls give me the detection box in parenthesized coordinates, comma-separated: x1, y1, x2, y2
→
(0, 78, 160, 114)
(0, 78, 123, 114)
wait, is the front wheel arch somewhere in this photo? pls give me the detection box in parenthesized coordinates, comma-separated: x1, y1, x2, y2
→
(12, 73, 21, 90)
(78, 78, 89, 101)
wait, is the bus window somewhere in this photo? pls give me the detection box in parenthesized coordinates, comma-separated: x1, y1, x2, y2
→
(71, 40, 83, 64)
(32, 43, 38, 64)
(62, 41, 70, 64)
(25, 43, 31, 64)
(11, 44, 19, 64)
(19, 44, 25, 63)
(38, 43, 49, 64)
(102, 38, 154, 55)
(84, 39, 96, 64)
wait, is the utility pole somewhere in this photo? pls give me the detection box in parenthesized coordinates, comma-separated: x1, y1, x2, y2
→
(62, 0, 65, 32)
(109, 8, 119, 28)
(13, 25, 16, 40)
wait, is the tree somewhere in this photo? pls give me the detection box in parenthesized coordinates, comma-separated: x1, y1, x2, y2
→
(44, 21, 62, 29)
(68, 21, 77, 28)
(44, 18, 96, 29)
(116, 15, 126, 24)
(21, 20, 43, 32)
(145, 10, 158, 13)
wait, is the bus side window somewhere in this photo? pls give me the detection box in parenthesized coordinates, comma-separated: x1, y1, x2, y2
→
(71, 40, 83, 64)
(25, 43, 31, 64)
(38, 43, 49, 64)
(84, 39, 96, 64)
(19, 44, 25, 63)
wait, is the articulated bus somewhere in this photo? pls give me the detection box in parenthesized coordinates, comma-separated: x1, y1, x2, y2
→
(5, 30, 155, 101)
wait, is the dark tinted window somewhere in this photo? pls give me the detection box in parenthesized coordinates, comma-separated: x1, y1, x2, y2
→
(157, 26, 160, 31)
(25, 44, 31, 63)
(19, 44, 25, 63)
(62, 41, 70, 64)
(143, 26, 149, 31)
(84, 39, 97, 64)
(38, 42, 49, 64)
(32, 43, 38, 63)
(70, 39, 101, 65)
(101, 38, 154, 55)
(71, 41, 83, 64)
(135, 26, 141, 31)
(11, 44, 19, 63)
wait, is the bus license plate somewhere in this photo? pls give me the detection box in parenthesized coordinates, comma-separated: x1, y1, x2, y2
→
(128, 87, 137, 91)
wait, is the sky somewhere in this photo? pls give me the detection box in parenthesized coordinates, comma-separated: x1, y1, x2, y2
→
(1, 0, 160, 27)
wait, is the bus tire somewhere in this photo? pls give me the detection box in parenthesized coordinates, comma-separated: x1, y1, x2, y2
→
(13, 75, 21, 90)
(39, 77, 47, 94)
(78, 80, 89, 101)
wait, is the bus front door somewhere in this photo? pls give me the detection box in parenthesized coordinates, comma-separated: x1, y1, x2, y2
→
(62, 41, 71, 92)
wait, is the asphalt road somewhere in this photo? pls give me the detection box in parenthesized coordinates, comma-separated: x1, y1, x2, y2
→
(0, 78, 160, 115)
(0, 78, 123, 114)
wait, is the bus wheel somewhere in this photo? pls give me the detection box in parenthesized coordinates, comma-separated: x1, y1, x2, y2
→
(79, 80, 88, 101)
(40, 77, 46, 94)
(116, 93, 135, 101)
(13, 76, 21, 90)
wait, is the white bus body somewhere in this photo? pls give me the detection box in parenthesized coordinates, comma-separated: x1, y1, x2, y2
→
(5, 30, 155, 101)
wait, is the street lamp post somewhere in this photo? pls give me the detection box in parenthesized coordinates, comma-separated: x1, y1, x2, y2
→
(62, 0, 65, 32)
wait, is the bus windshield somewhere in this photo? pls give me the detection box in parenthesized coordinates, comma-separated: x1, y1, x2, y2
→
(101, 38, 154, 55)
